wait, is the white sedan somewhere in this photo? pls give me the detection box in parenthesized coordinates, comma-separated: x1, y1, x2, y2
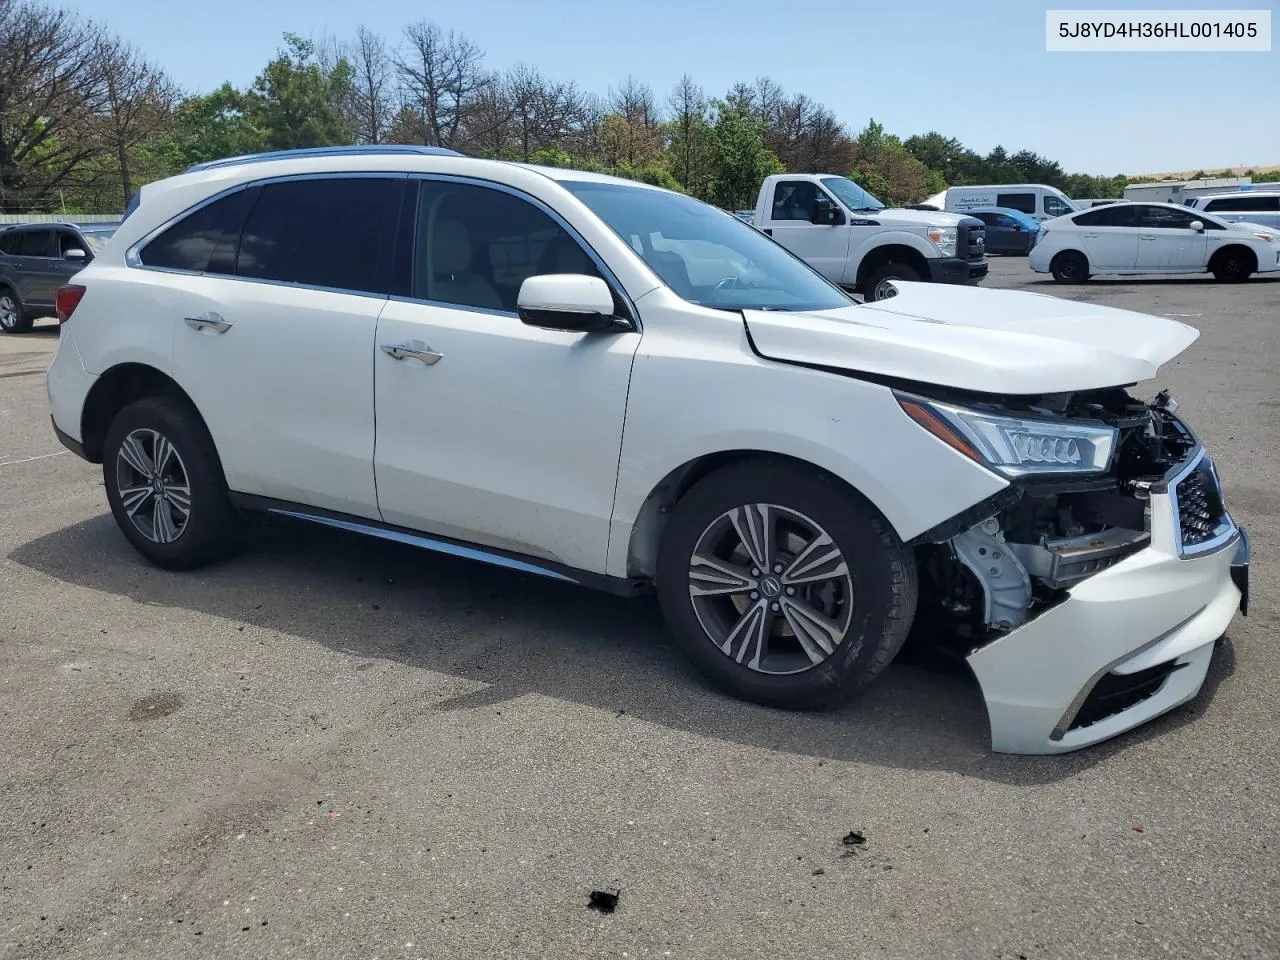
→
(1030, 200, 1280, 283)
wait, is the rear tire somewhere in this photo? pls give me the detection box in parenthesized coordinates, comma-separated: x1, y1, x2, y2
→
(656, 461, 918, 710)
(0, 287, 31, 334)
(1050, 251, 1089, 283)
(862, 263, 921, 301)
(103, 396, 244, 570)
(1211, 248, 1254, 283)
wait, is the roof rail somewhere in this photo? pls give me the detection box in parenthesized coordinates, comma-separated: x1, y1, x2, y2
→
(185, 144, 464, 173)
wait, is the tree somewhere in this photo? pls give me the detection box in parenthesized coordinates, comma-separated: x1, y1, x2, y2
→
(243, 33, 353, 151)
(666, 75, 714, 198)
(849, 120, 933, 205)
(709, 98, 783, 210)
(95, 38, 178, 208)
(393, 20, 487, 149)
(0, 2, 108, 211)
(343, 26, 393, 144)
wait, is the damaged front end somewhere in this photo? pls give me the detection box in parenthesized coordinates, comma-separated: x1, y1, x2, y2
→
(898, 386, 1247, 754)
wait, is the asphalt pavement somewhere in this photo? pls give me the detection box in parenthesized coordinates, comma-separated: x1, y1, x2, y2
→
(2, 261, 1277, 959)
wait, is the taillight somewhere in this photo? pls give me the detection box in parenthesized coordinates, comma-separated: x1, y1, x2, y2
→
(55, 284, 86, 323)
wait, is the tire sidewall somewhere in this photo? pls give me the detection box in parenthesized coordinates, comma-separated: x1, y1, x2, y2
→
(656, 464, 908, 709)
(1051, 252, 1087, 283)
(0, 288, 28, 333)
(103, 397, 237, 568)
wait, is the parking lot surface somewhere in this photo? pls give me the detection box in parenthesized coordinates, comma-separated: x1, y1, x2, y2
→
(2, 261, 1278, 960)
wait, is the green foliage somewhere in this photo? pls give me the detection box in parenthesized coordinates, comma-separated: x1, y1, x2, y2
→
(708, 100, 784, 210)
(244, 33, 354, 151)
(1254, 170, 1280, 183)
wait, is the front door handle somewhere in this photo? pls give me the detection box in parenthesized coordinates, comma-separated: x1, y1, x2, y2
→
(381, 342, 443, 365)
(184, 312, 232, 333)
(1140, 235, 1156, 241)
(1080, 233, 1099, 239)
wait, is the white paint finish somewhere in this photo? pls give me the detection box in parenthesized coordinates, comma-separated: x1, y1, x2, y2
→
(45, 326, 93, 441)
(516, 274, 614, 316)
(1029, 202, 1280, 277)
(604, 287, 1010, 577)
(752, 173, 972, 285)
(373, 298, 640, 571)
(967, 519, 1240, 754)
(60, 265, 174, 379)
(169, 275, 382, 517)
(743, 283, 1199, 395)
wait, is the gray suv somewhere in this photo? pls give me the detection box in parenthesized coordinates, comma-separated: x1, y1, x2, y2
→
(0, 223, 117, 333)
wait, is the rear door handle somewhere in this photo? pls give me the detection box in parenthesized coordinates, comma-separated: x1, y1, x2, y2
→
(1140, 235, 1157, 241)
(381, 341, 443, 365)
(184, 312, 232, 333)
(1080, 233, 1099, 239)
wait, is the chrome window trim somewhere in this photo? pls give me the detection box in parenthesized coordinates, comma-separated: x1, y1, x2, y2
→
(1166, 446, 1239, 559)
(402, 172, 641, 331)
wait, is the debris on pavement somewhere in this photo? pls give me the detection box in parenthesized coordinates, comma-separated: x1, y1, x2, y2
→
(841, 831, 866, 847)
(587, 888, 620, 913)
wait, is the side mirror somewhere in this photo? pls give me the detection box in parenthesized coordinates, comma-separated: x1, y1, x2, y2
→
(64, 247, 88, 261)
(1189, 220, 1205, 233)
(810, 197, 843, 225)
(517, 274, 630, 333)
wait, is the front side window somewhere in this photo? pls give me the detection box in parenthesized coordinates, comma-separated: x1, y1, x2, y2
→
(0, 231, 18, 255)
(771, 181, 819, 221)
(1134, 205, 1201, 229)
(820, 177, 884, 212)
(1043, 194, 1075, 217)
(17, 230, 54, 257)
(411, 180, 600, 313)
(237, 177, 401, 295)
(140, 189, 259, 273)
(996, 192, 1036, 215)
(562, 180, 852, 313)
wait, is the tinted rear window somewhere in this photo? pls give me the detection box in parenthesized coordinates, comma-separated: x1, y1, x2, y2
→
(1204, 195, 1280, 212)
(17, 230, 54, 257)
(140, 189, 258, 273)
(0, 231, 17, 255)
(996, 192, 1035, 214)
(236, 177, 401, 295)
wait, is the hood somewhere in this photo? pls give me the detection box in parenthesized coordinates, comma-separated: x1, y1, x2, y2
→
(1229, 220, 1280, 238)
(865, 208, 974, 228)
(743, 282, 1199, 395)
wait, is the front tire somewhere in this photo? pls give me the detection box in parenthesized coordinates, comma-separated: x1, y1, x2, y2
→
(0, 287, 31, 334)
(1211, 248, 1255, 283)
(103, 396, 244, 570)
(656, 461, 918, 710)
(862, 262, 921, 301)
(1050, 251, 1090, 283)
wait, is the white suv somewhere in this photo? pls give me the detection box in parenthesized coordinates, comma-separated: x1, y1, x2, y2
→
(1030, 200, 1280, 282)
(47, 146, 1249, 754)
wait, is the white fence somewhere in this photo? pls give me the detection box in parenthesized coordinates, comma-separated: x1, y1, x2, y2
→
(0, 214, 122, 224)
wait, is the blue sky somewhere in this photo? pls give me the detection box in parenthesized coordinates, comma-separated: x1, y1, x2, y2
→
(65, 0, 1278, 175)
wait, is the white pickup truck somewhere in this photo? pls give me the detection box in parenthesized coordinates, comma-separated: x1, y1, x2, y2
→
(751, 174, 989, 300)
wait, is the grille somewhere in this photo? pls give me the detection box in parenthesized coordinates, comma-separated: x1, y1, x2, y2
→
(1172, 456, 1229, 549)
(958, 223, 986, 261)
(1068, 661, 1184, 731)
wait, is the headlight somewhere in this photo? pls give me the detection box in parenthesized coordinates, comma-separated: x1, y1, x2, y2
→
(895, 392, 1118, 477)
(1253, 232, 1276, 243)
(926, 226, 957, 258)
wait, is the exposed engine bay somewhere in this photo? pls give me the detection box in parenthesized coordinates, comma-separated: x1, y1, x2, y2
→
(911, 386, 1201, 650)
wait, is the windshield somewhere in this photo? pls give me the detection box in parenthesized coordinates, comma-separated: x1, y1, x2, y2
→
(561, 181, 853, 313)
(819, 177, 885, 212)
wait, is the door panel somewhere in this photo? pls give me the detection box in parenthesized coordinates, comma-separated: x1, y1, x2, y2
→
(762, 181, 851, 282)
(373, 299, 638, 571)
(170, 277, 383, 516)
(15, 230, 57, 306)
(1079, 228, 1138, 270)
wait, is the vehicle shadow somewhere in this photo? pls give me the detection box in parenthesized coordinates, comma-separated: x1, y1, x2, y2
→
(10, 513, 1237, 786)
(1025, 274, 1280, 288)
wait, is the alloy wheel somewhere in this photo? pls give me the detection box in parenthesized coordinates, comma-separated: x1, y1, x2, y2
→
(115, 428, 192, 544)
(687, 503, 855, 675)
(873, 278, 899, 300)
(0, 295, 16, 329)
